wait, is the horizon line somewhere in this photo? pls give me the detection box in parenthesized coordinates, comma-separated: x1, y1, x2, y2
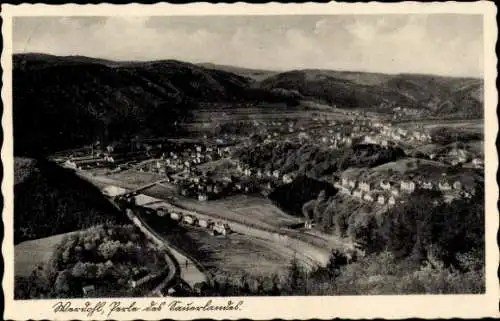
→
(13, 51, 484, 80)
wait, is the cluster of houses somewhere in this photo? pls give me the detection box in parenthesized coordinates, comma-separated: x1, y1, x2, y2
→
(335, 174, 475, 206)
(137, 145, 232, 175)
(428, 148, 483, 168)
(174, 162, 296, 202)
(236, 163, 296, 185)
(379, 124, 432, 144)
(391, 107, 425, 120)
(138, 202, 232, 236)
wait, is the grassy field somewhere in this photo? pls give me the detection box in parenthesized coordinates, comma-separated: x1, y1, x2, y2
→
(140, 213, 292, 281)
(167, 194, 303, 230)
(15, 232, 73, 277)
(108, 170, 165, 187)
(185, 231, 291, 279)
(209, 195, 303, 228)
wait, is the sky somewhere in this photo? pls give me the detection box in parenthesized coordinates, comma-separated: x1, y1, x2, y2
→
(12, 15, 483, 77)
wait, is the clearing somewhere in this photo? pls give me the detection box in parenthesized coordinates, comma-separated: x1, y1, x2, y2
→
(107, 170, 165, 187)
(140, 213, 293, 281)
(15, 232, 73, 277)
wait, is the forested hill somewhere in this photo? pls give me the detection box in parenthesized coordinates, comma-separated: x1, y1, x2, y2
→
(13, 53, 296, 156)
(14, 157, 127, 244)
(259, 69, 483, 116)
(13, 53, 483, 156)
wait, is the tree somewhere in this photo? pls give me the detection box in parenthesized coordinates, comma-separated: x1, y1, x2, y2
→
(54, 270, 72, 295)
(326, 249, 348, 279)
(287, 257, 305, 294)
(71, 261, 86, 278)
(98, 240, 121, 260)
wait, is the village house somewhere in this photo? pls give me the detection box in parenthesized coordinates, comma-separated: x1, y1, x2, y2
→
(391, 133, 401, 141)
(347, 179, 356, 189)
(341, 177, 349, 186)
(198, 193, 208, 201)
(400, 180, 416, 193)
(244, 168, 252, 176)
(388, 196, 396, 206)
(363, 193, 374, 202)
(453, 181, 462, 190)
(341, 187, 352, 195)
(353, 190, 363, 199)
(377, 195, 385, 205)
(283, 174, 294, 184)
(359, 181, 371, 192)
(421, 181, 433, 190)
(363, 135, 377, 145)
(380, 180, 391, 190)
(472, 158, 484, 168)
(391, 188, 400, 197)
(273, 170, 280, 178)
(438, 180, 452, 191)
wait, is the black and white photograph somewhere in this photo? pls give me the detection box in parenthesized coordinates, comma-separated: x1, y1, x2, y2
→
(2, 2, 498, 320)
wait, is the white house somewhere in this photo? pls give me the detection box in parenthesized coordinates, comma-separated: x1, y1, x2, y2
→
(353, 190, 363, 199)
(421, 181, 433, 190)
(359, 181, 371, 192)
(273, 170, 280, 178)
(363, 193, 374, 202)
(438, 181, 452, 191)
(347, 179, 356, 189)
(472, 158, 484, 168)
(388, 196, 396, 206)
(377, 195, 385, 205)
(380, 180, 391, 190)
(283, 174, 294, 184)
(391, 188, 400, 197)
(453, 181, 462, 190)
(400, 180, 416, 193)
(198, 193, 208, 201)
(363, 136, 377, 145)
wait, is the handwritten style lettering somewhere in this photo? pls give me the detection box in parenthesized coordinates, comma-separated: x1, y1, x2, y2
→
(52, 301, 106, 318)
(168, 299, 244, 312)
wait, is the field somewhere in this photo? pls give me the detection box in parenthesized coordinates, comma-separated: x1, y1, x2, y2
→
(184, 231, 291, 280)
(209, 195, 304, 228)
(107, 170, 165, 187)
(162, 194, 303, 230)
(15, 232, 73, 277)
(140, 213, 292, 281)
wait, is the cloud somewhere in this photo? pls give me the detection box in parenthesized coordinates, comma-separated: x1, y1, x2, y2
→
(13, 15, 483, 77)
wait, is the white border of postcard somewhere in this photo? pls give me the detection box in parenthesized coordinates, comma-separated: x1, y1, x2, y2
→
(2, 2, 499, 320)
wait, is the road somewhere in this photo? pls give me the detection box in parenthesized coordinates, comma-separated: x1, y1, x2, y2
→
(106, 190, 209, 294)
(78, 170, 340, 268)
(137, 212, 208, 289)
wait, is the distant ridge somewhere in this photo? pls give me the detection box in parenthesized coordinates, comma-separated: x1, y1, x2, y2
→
(13, 53, 483, 156)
